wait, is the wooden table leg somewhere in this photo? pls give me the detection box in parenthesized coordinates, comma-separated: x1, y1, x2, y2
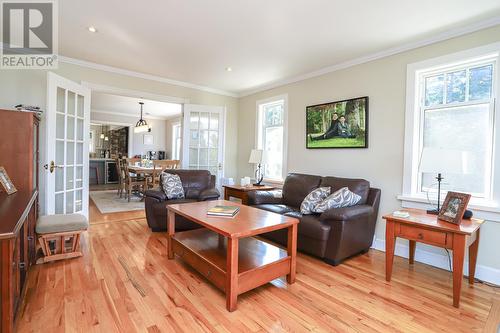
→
(409, 240, 416, 265)
(385, 220, 396, 282)
(241, 193, 249, 205)
(167, 210, 175, 260)
(224, 188, 229, 200)
(452, 234, 466, 308)
(226, 237, 239, 312)
(287, 223, 298, 284)
(468, 229, 480, 285)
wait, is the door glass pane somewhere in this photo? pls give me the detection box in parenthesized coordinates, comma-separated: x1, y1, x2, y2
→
(55, 193, 64, 214)
(56, 114, 65, 139)
(189, 148, 199, 165)
(67, 91, 75, 115)
(55, 168, 64, 192)
(210, 113, 219, 130)
(75, 190, 82, 212)
(199, 112, 209, 130)
(425, 75, 444, 106)
(190, 112, 199, 129)
(75, 166, 83, 188)
(189, 130, 199, 147)
(66, 191, 74, 214)
(446, 70, 466, 103)
(76, 143, 83, 164)
(469, 65, 493, 101)
(77, 95, 84, 117)
(67, 142, 75, 164)
(67, 116, 75, 140)
(56, 141, 64, 165)
(199, 148, 208, 167)
(66, 167, 74, 190)
(57, 87, 65, 113)
(209, 131, 218, 148)
(200, 130, 209, 148)
(209, 167, 218, 176)
(77, 118, 84, 141)
(209, 149, 218, 164)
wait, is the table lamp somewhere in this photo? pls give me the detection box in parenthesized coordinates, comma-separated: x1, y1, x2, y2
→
(248, 149, 264, 186)
(419, 147, 470, 214)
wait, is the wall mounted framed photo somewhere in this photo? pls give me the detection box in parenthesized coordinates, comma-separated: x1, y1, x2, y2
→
(143, 134, 154, 145)
(0, 166, 17, 195)
(438, 191, 471, 225)
(306, 96, 368, 149)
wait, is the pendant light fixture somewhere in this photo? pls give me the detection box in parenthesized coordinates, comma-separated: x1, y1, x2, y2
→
(134, 102, 150, 133)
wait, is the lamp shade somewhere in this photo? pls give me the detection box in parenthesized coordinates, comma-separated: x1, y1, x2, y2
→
(419, 147, 471, 175)
(248, 149, 263, 164)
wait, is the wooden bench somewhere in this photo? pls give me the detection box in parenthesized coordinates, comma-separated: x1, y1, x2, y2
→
(36, 214, 89, 264)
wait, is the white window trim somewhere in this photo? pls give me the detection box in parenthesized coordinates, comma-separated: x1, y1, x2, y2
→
(400, 42, 500, 222)
(255, 94, 288, 184)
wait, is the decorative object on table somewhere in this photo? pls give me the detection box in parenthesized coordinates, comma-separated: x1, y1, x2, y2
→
(312, 186, 361, 213)
(161, 172, 185, 199)
(419, 147, 471, 215)
(207, 205, 240, 217)
(0, 166, 17, 195)
(392, 210, 410, 218)
(143, 134, 154, 145)
(306, 96, 368, 149)
(438, 191, 471, 225)
(248, 149, 264, 185)
(300, 187, 331, 214)
(134, 102, 151, 133)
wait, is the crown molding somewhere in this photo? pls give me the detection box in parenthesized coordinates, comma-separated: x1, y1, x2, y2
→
(58, 56, 239, 98)
(91, 108, 177, 121)
(238, 16, 500, 97)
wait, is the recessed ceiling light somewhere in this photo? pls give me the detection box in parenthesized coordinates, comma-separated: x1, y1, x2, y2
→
(88, 26, 97, 33)
(225, 67, 232, 72)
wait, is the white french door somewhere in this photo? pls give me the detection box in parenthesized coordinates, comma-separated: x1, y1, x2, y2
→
(45, 72, 91, 218)
(182, 104, 225, 187)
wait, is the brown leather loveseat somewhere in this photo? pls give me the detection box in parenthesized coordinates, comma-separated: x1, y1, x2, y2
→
(247, 173, 381, 265)
(145, 170, 220, 231)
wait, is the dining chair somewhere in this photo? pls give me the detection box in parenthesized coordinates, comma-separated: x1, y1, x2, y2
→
(115, 157, 126, 198)
(123, 158, 148, 202)
(148, 160, 181, 189)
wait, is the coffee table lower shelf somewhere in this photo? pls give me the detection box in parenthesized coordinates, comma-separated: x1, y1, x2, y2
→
(170, 228, 292, 310)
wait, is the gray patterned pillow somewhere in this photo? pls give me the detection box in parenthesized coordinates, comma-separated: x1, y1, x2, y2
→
(161, 172, 185, 199)
(312, 187, 361, 213)
(300, 187, 331, 214)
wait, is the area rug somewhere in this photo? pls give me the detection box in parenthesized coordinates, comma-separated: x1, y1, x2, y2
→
(90, 190, 145, 214)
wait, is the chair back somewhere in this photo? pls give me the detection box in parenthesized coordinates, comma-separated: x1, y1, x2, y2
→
(128, 157, 141, 165)
(152, 160, 181, 187)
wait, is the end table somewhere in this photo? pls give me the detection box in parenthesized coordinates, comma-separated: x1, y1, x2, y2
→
(223, 184, 275, 205)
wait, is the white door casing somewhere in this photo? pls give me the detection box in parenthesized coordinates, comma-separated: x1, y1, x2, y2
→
(182, 104, 225, 188)
(46, 72, 91, 218)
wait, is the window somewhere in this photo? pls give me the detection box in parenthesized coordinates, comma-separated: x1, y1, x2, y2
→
(172, 123, 181, 160)
(402, 43, 500, 211)
(89, 130, 95, 153)
(256, 95, 288, 182)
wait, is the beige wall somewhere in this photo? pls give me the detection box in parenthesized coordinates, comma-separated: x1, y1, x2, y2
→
(237, 25, 500, 274)
(0, 62, 238, 214)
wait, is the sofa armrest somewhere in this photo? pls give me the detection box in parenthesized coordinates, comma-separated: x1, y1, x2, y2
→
(199, 188, 220, 201)
(320, 204, 374, 222)
(145, 189, 167, 201)
(247, 190, 283, 205)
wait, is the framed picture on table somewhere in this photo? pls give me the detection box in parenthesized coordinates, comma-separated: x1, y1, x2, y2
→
(0, 167, 17, 195)
(438, 191, 471, 225)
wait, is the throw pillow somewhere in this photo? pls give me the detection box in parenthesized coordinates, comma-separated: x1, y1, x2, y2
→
(312, 187, 361, 213)
(300, 187, 331, 214)
(161, 172, 185, 199)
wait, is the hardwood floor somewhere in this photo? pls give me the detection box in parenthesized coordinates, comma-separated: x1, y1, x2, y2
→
(16, 209, 499, 332)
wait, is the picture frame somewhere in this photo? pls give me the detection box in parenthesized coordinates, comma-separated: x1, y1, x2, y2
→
(0, 166, 17, 195)
(306, 96, 368, 149)
(143, 134, 154, 145)
(438, 191, 471, 225)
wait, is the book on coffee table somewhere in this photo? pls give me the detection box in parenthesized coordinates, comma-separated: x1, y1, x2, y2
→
(207, 205, 240, 217)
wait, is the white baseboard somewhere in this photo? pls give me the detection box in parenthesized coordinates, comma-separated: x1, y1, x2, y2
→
(371, 238, 500, 286)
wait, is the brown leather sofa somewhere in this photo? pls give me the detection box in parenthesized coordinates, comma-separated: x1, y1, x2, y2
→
(247, 173, 381, 265)
(145, 170, 220, 231)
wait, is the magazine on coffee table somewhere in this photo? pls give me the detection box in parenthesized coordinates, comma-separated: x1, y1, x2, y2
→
(207, 205, 240, 217)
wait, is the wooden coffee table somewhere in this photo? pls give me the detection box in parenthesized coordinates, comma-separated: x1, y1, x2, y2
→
(166, 200, 299, 311)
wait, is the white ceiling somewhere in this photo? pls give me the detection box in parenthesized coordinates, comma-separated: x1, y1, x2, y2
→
(91, 92, 182, 120)
(59, 0, 500, 95)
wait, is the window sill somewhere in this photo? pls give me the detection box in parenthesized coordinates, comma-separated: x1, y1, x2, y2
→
(397, 194, 500, 222)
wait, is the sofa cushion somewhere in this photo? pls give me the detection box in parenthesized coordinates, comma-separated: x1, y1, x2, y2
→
(300, 187, 331, 214)
(253, 204, 297, 215)
(282, 173, 322, 208)
(320, 176, 370, 204)
(161, 172, 185, 199)
(313, 187, 362, 213)
(284, 211, 331, 241)
(36, 214, 88, 234)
